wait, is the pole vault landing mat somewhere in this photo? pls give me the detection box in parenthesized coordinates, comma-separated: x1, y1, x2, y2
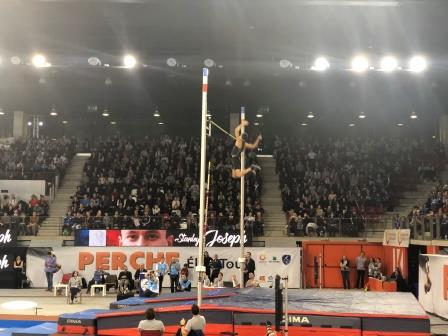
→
(56, 288, 430, 336)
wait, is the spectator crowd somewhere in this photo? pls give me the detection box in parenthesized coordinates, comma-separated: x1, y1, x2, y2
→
(275, 136, 444, 237)
(63, 136, 264, 235)
(0, 137, 76, 179)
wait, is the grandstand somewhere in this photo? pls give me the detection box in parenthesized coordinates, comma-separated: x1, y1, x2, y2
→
(0, 0, 448, 335)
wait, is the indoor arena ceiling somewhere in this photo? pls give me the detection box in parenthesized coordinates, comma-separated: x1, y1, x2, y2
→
(0, 0, 447, 130)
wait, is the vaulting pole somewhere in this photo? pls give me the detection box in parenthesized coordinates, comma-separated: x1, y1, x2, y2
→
(239, 107, 246, 289)
(197, 68, 209, 306)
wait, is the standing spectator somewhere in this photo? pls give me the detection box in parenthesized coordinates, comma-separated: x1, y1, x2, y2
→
(243, 251, 255, 286)
(209, 254, 222, 283)
(13, 255, 24, 289)
(156, 257, 168, 293)
(340, 255, 350, 290)
(169, 257, 181, 293)
(355, 251, 367, 289)
(138, 308, 165, 335)
(44, 251, 58, 291)
(183, 304, 206, 336)
(203, 251, 212, 280)
(68, 271, 82, 304)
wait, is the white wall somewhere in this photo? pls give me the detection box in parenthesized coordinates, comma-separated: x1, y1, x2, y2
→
(0, 180, 46, 201)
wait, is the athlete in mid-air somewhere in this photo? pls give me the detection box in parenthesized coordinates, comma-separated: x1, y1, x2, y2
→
(231, 120, 262, 179)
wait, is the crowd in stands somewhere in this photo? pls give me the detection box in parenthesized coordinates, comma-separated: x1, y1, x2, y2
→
(402, 182, 448, 239)
(63, 136, 264, 236)
(0, 137, 76, 179)
(0, 193, 49, 235)
(276, 136, 445, 237)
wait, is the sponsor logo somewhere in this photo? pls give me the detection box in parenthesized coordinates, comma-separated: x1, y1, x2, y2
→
(282, 255, 291, 265)
(287, 315, 310, 324)
(66, 319, 82, 324)
(116, 304, 130, 308)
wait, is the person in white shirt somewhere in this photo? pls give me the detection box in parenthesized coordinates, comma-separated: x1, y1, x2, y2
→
(183, 304, 206, 336)
(141, 271, 159, 297)
(138, 308, 165, 335)
(213, 272, 224, 288)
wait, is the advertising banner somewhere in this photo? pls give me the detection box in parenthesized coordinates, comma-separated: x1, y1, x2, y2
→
(418, 254, 448, 319)
(0, 247, 28, 288)
(382, 229, 410, 248)
(26, 246, 300, 289)
(74, 229, 252, 247)
(0, 227, 16, 247)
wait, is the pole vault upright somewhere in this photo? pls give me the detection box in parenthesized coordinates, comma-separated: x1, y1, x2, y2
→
(197, 68, 208, 307)
(239, 107, 246, 289)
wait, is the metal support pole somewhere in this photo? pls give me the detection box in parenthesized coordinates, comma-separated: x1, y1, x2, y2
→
(196, 68, 209, 307)
(239, 107, 246, 289)
(319, 253, 323, 289)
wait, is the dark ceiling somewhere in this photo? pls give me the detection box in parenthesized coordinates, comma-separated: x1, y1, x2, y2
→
(0, 0, 446, 136)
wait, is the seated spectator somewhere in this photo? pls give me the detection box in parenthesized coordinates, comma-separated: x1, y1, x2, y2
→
(177, 274, 192, 292)
(368, 258, 375, 277)
(68, 271, 82, 304)
(180, 263, 189, 279)
(86, 266, 109, 294)
(134, 264, 147, 293)
(138, 308, 165, 335)
(231, 274, 240, 288)
(245, 273, 260, 288)
(213, 272, 224, 288)
(118, 265, 134, 290)
(140, 271, 159, 297)
(390, 267, 408, 292)
(175, 318, 187, 336)
(27, 211, 39, 236)
(183, 304, 206, 336)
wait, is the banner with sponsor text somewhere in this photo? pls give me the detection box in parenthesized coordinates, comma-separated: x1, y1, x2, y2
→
(0, 227, 16, 247)
(74, 229, 252, 247)
(382, 229, 410, 248)
(418, 254, 448, 319)
(26, 246, 300, 288)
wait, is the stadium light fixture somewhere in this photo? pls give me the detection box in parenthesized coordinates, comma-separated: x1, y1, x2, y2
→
(102, 108, 110, 117)
(123, 54, 137, 68)
(32, 54, 48, 68)
(349, 123, 355, 127)
(204, 59, 215, 67)
(10, 56, 21, 65)
(62, 120, 68, 124)
(256, 114, 263, 118)
(166, 58, 177, 67)
(397, 123, 404, 126)
(380, 56, 398, 72)
(27, 121, 32, 126)
(300, 123, 308, 126)
(409, 55, 427, 73)
(88, 57, 101, 66)
(312, 57, 330, 71)
(49, 106, 57, 116)
(358, 112, 366, 119)
(110, 121, 117, 125)
(351, 55, 369, 72)
(307, 112, 315, 119)
(158, 122, 164, 125)
(279, 59, 292, 68)
(153, 108, 160, 117)
(254, 122, 260, 126)
(38, 121, 43, 126)
(0, 108, 4, 116)
(410, 111, 418, 119)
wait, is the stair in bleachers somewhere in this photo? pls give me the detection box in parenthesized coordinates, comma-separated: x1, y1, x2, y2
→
(258, 155, 285, 237)
(38, 154, 90, 236)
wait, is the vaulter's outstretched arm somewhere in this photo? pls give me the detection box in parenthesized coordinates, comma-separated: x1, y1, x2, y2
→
(245, 135, 262, 149)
